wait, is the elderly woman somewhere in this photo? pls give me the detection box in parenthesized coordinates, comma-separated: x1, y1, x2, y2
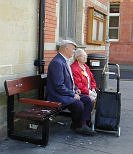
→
(71, 48, 97, 103)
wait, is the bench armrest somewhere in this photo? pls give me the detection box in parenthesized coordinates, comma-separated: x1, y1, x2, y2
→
(19, 98, 62, 108)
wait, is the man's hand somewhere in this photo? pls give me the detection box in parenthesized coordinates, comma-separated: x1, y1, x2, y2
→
(74, 94, 80, 100)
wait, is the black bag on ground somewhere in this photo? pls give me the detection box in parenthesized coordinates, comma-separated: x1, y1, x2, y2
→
(95, 91, 121, 131)
(95, 63, 121, 131)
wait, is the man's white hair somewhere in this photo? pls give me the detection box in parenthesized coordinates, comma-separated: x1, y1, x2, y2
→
(74, 48, 87, 59)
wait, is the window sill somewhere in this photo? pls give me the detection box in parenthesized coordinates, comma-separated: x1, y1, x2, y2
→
(109, 39, 119, 42)
(87, 41, 105, 46)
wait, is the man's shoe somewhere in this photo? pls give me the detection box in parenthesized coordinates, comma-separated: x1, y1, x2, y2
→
(86, 121, 92, 128)
(74, 125, 96, 136)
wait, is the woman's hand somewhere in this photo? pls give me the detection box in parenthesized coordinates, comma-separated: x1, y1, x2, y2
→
(74, 94, 80, 100)
(75, 89, 81, 95)
(89, 89, 97, 102)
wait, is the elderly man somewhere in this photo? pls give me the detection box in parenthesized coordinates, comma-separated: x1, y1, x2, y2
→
(46, 40, 94, 135)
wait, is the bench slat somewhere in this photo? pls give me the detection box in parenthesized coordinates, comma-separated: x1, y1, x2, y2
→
(4, 75, 43, 96)
(15, 107, 55, 122)
(19, 98, 62, 108)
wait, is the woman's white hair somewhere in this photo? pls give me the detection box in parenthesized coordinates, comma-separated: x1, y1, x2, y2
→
(74, 48, 87, 59)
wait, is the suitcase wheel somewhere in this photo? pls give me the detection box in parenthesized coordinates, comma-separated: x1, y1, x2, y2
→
(116, 126, 121, 137)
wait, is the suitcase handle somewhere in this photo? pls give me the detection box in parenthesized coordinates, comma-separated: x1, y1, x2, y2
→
(108, 63, 120, 78)
(102, 63, 120, 93)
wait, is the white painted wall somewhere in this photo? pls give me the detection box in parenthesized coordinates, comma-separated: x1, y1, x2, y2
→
(0, 0, 38, 92)
(0, 0, 38, 138)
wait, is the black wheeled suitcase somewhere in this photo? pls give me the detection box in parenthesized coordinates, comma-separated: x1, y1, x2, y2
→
(95, 63, 121, 137)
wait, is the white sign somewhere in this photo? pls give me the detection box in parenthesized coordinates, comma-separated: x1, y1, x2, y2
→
(90, 61, 100, 66)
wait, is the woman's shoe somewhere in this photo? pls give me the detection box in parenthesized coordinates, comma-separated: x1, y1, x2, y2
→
(74, 125, 96, 136)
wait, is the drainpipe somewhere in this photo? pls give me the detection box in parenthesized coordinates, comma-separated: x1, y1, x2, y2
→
(34, 0, 45, 74)
(105, 1, 110, 65)
(105, 1, 110, 89)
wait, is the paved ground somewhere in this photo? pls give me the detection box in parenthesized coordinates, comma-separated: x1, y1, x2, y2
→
(0, 66, 133, 154)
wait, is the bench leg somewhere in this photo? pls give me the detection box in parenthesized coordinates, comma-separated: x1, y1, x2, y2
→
(7, 96, 14, 137)
(42, 119, 50, 146)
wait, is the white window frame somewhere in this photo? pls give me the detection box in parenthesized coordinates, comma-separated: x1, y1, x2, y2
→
(109, 7, 120, 42)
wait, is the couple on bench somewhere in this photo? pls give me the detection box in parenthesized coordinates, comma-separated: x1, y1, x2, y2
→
(46, 40, 97, 135)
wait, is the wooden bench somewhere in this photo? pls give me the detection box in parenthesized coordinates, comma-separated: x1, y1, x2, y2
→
(4, 75, 62, 146)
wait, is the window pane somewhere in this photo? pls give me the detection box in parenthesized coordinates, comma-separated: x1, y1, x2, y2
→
(109, 16, 119, 27)
(109, 29, 118, 39)
(92, 19, 97, 41)
(59, 0, 76, 40)
(67, 0, 76, 40)
(98, 21, 103, 41)
(110, 4, 120, 13)
(59, 0, 67, 39)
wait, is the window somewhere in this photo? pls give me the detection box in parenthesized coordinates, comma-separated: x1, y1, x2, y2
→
(109, 3, 120, 41)
(87, 7, 106, 45)
(59, 0, 77, 41)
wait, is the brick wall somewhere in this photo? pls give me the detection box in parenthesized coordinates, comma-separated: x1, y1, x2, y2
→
(45, 0, 57, 43)
(44, 0, 57, 72)
(110, 43, 133, 64)
(43, 0, 109, 72)
(44, 50, 57, 73)
(109, 0, 133, 64)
